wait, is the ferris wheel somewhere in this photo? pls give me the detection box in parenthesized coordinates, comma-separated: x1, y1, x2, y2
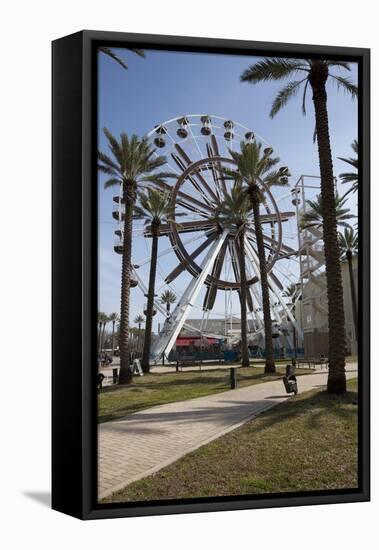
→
(113, 114, 303, 361)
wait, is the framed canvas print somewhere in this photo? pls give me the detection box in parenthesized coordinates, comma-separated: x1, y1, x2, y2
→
(52, 30, 370, 520)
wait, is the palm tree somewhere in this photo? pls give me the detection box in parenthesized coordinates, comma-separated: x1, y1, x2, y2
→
(108, 313, 119, 355)
(283, 284, 301, 360)
(134, 315, 145, 356)
(101, 314, 109, 353)
(97, 311, 106, 354)
(338, 228, 358, 340)
(300, 194, 355, 229)
(338, 140, 358, 198)
(134, 188, 175, 373)
(99, 47, 145, 69)
(223, 141, 290, 373)
(214, 185, 253, 367)
(241, 58, 357, 393)
(160, 290, 177, 317)
(98, 130, 173, 384)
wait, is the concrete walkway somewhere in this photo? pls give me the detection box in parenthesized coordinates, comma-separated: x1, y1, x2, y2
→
(98, 364, 357, 499)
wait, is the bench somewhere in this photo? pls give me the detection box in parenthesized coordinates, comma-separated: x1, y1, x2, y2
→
(296, 359, 316, 369)
(176, 355, 202, 371)
(313, 357, 329, 369)
(296, 357, 329, 370)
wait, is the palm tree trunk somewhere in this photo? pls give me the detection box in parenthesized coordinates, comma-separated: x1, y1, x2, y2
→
(310, 65, 346, 393)
(347, 251, 358, 341)
(138, 323, 141, 356)
(98, 322, 102, 354)
(251, 192, 275, 373)
(238, 229, 250, 367)
(142, 223, 159, 373)
(292, 303, 297, 362)
(101, 323, 106, 353)
(111, 320, 115, 355)
(118, 187, 136, 385)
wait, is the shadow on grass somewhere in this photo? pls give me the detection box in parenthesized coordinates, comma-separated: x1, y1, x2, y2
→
(100, 369, 300, 394)
(247, 389, 358, 435)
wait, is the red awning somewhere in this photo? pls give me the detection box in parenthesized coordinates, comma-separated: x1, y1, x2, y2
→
(176, 337, 220, 347)
(176, 339, 193, 346)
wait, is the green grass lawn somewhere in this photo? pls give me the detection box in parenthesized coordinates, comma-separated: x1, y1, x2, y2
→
(98, 365, 310, 423)
(102, 378, 358, 503)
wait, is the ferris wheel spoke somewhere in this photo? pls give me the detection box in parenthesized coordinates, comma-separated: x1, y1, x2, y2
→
(232, 238, 255, 312)
(174, 144, 220, 204)
(176, 201, 210, 218)
(165, 232, 218, 283)
(206, 144, 222, 201)
(146, 176, 214, 216)
(209, 136, 228, 195)
(203, 239, 228, 311)
(144, 219, 215, 237)
(267, 270, 284, 291)
(246, 229, 297, 257)
(258, 211, 295, 224)
(171, 152, 215, 207)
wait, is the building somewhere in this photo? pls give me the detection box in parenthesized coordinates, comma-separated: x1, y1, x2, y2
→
(297, 256, 358, 356)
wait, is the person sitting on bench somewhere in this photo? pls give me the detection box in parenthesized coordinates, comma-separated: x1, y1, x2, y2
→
(283, 364, 298, 395)
(97, 372, 105, 390)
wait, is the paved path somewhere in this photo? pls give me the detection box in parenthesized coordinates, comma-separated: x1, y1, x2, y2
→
(98, 364, 357, 499)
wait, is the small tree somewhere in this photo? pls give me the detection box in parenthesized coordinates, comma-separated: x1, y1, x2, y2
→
(134, 188, 175, 373)
(98, 130, 173, 384)
(97, 311, 106, 354)
(160, 290, 177, 316)
(240, 57, 357, 393)
(214, 185, 252, 367)
(223, 141, 289, 373)
(300, 194, 355, 229)
(338, 228, 358, 340)
(283, 284, 301, 360)
(134, 315, 145, 356)
(338, 140, 358, 198)
(108, 313, 119, 355)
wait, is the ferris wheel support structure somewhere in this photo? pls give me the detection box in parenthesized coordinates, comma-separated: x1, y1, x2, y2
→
(244, 239, 303, 339)
(151, 230, 229, 362)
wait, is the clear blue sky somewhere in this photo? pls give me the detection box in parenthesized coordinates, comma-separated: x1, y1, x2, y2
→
(98, 48, 358, 329)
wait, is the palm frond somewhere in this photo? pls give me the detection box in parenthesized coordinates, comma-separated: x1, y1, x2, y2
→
(339, 172, 358, 184)
(98, 151, 122, 174)
(97, 163, 118, 177)
(99, 47, 129, 69)
(99, 47, 146, 69)
(270, 79, 307, 118)
(327, 61, 351, 71)
(161, 290, 177, 304)
(128, 48, 145, 58)
(240, 58, 308, 83)
(134, 187, 174, 225)
(338, 139, 358, 193)
(330, 75, 358, 97)
(104, 178, 121, 189)
(302, 79, 309, 115)
(300, 193, 355, 229)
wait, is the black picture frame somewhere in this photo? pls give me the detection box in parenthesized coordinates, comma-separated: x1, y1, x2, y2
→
(52, 30, 370, 520)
